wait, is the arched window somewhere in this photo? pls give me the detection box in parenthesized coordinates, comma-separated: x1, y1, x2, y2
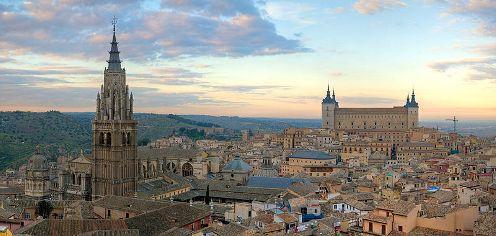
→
(72, 173, 76, 185)
(182, 163, 193, 177)
(106, 133, 112, 146)
(122, 132, 127, 145)
(99, 133, 104, 145)
(127, 132, 131, 145)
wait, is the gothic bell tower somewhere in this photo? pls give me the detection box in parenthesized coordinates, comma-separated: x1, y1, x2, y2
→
(92, 18, 137, 198)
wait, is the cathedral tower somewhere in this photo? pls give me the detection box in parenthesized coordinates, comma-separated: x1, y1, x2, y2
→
(92, 20, 137, 198)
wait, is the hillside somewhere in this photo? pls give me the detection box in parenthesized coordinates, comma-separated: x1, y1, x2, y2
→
(0, 112, 222, 171)
(182, 115, 321, 132)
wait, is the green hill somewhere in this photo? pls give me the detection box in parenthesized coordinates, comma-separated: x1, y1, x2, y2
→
(0, 111, 222, 171)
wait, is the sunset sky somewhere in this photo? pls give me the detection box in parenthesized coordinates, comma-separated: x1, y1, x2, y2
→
(0, 0, 495, 120)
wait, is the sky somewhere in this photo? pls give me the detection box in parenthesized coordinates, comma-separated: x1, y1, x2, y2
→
(0, 0, 495, 120)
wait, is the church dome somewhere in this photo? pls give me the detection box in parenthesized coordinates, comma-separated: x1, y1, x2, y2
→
(27, 148, 48, 170)
(222, 156, 252, 172)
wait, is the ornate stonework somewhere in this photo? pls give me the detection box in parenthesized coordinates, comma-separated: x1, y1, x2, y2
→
(91, 23, 137, 198)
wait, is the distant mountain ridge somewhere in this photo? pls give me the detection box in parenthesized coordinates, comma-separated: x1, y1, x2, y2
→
(183, 115, 496, 137)
(0, 111, 221, 171)
(1, 111, 494, 171)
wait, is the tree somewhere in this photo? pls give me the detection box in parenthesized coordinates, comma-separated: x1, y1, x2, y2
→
(205, 185, 211, 205)
(36, 200, 53, 219)
(138, 137, 151, 146)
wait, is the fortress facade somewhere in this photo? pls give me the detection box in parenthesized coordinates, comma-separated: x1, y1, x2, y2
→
(321, 86, 419, 131)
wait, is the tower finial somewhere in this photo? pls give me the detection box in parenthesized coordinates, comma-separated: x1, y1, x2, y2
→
(326, 83, 330, 97)
(108, 16, 121, 71)
(112, 16, 117, 33)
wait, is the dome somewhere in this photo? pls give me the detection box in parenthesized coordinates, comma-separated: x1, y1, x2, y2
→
(27, 150, 48, 170)
(222, 156, 252, 172)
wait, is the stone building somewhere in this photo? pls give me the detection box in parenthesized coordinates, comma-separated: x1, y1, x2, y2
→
(58, 150, 92, 200)
(220, 156, 252, 183)
(24, 147, 51, 199)
(322, 86, 419, 131)
(136, 147, 217, 180)
(280, 149, 338, 177)
(91, 22, 137, 198)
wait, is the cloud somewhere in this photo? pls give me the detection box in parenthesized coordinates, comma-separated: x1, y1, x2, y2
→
(469, 43, 496, 56)
(129, 67, 206, 86)
(0, 75, 68, 86)
(0, 0, 308, 61)
(0, 85, 96, 108)
(0, 83, 244, 110)
(328, 7, 346, 15)
(428, 58, 496, 71)
(440, 0, 496, 36)
(0, 66, 99, 76)
(340, 96, 403, 105)
(353, 0, 406, 15)
(264, 2, 316, 26)
(428, 57, 496, 81)
(132, 87, 246, 107)
(201, 85, 290, 93)
(428, 1, 496, 82)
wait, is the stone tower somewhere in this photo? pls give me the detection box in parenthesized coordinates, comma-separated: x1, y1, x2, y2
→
(405, 89, 419, 128)
(25, 146, 51, 199)
(322, 85, 338, 129)
(92, 21, 137, 198)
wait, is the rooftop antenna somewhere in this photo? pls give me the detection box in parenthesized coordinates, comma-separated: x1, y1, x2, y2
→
(445, 116, 458, 133)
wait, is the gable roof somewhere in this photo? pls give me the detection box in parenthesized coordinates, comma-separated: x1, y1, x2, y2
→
(376, 200, 417, 216)
(16, 219, 128, 236)
(288, 149, 336, 160)
(247, 176, 309, 189)
(125, 203, 210, 236)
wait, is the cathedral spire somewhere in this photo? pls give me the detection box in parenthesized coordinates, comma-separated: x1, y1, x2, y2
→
(326, 83, 330, 97)
(107, 16, 121, 71)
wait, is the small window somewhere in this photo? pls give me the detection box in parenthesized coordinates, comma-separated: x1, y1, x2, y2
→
(126, 213, 129, 218)
(369, 222, 373, 232)
(382, 225, 386, 235)
(398, 225, 403, 232)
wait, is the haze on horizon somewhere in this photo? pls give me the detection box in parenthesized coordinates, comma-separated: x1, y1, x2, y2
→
(0, 0, 495, 120)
